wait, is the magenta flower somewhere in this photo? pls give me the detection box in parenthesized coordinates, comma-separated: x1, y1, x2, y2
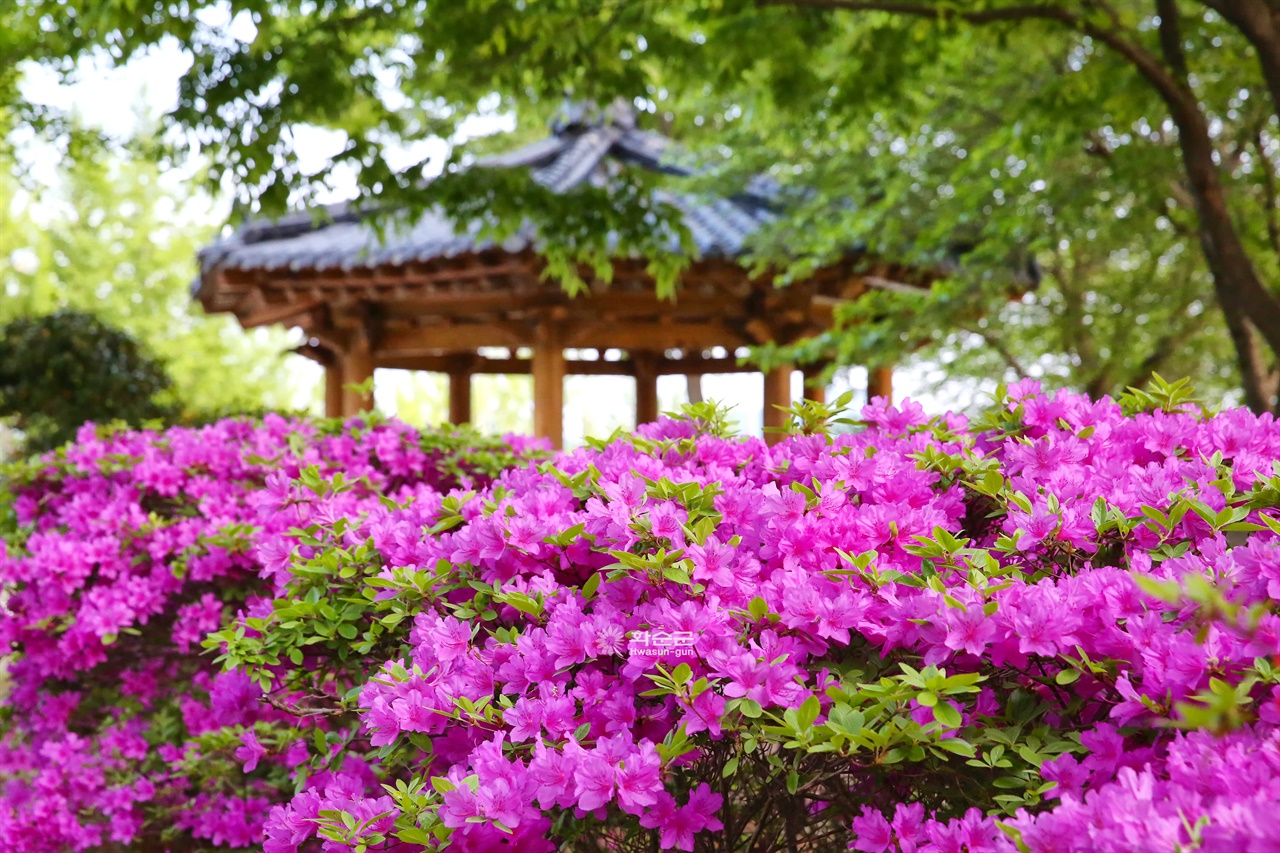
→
(614, 744, 661, 814)
(15, 392, 1280, 852)
(573, 753, 616, 812)
(234, 730, 267, 773)
(639, 784, 723, 851)
(850, 806, 892, 852)
(391, 688, 440, 733)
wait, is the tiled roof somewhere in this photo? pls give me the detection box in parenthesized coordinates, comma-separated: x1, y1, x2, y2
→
(196, 101, 782, 282)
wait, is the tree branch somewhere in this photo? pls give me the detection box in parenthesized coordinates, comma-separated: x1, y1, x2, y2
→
(958, 324, 1029, 379)
(1221, 298, 1279, 412)
(758, 0, 1072, 23)
(757, 0, 1203, 129)
(1120, 313, 1208, 391)
(1155, 0, 1190, 84)
(1196, 0, 1280, 126)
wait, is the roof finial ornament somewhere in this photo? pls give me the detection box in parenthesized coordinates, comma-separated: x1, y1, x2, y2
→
(550, 96, 595, 134)
(606, 96, 636, 130)
(549, 96, 636, 135)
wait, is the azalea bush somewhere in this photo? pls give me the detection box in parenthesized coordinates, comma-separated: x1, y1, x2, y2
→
(0, 415, 543, 850)
(6, 379, 1280, 851)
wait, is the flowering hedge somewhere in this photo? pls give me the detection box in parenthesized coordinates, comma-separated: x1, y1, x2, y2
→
(7, 379, 1280, 851)
(0, 415, 543, 851)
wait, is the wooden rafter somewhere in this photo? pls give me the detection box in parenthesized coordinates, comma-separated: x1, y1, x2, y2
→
(370, 354, 766, 376)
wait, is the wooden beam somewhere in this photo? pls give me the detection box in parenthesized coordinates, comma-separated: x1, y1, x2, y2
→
(863, 276, 928, 296)
(634, 354, 659, 427)
(763, 366, 793, 446)
(375, 323, 532, 355)
(564, 321, 749, 350)
(744, 318, 775, 345)
(869, 365, 894, 403)
(567, 360, 630, 376)
(374, 354, 764, 376)
(313, 290, 544, 317)
(532, 324, 565, 450)
(325, 363, 344, 417)
(379, 355, 524, 374)
(347, 289, 748, 318)
(240, 299, 327, 329)
(308, 328, 353, 355)
(657, 357, 756, 375)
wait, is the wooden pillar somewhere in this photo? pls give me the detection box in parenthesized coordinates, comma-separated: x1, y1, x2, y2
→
(869, 365, 893, 404)
(802, 366, 826, 405)
(448, 366, 472, 425)
(686, 374, 704, 405)
(324, 361, 345, 417)
(341, 348, 375, 415)
(762, 365, 793, 446)
(532, 324, 565, 449)
(634, 354, 659, 426)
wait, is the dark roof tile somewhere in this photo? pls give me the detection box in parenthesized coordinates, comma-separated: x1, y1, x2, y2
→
(197, 100, 782, 284)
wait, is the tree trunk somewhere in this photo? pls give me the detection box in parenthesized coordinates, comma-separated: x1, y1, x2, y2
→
(1200, 1, 1280, 125)
(1220, 297, 1280, 410)
(777, 0, 1280, 408)
(1175, 111, 1280, 409)
(1157, 0, 1280, 409)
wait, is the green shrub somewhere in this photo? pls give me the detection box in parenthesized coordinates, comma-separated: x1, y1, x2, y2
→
(0, 309, 174, 452)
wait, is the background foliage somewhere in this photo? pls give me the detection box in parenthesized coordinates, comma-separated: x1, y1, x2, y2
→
(0, 134, 300, 447)
(3, 1, 1273, 409)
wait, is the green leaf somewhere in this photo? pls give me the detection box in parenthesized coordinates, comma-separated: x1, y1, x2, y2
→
(1133, 574, 1181, 604)
(932, 700, 963, 728)
(936, 738, 976, 758)
(827, 703, 865, 736)
(993, 776, 1028, 789)
(796, 695, 820, 730)
(1055, 668, 1081, 686)
(397, 828, 435, 845)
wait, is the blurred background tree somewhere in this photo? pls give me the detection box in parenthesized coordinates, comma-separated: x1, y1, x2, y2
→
(765, 26, 1243, 406)
(0, 133, 302, 453)
(2, 1, 1274, 414)
(0, 310, 173, 451)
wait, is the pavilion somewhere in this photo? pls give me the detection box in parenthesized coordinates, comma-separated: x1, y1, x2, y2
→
(194, 101, 932, 447)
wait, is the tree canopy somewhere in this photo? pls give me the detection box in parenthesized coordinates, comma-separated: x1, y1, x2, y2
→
(0, 133, 303, 423)
(6, 1, 1279, 407)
